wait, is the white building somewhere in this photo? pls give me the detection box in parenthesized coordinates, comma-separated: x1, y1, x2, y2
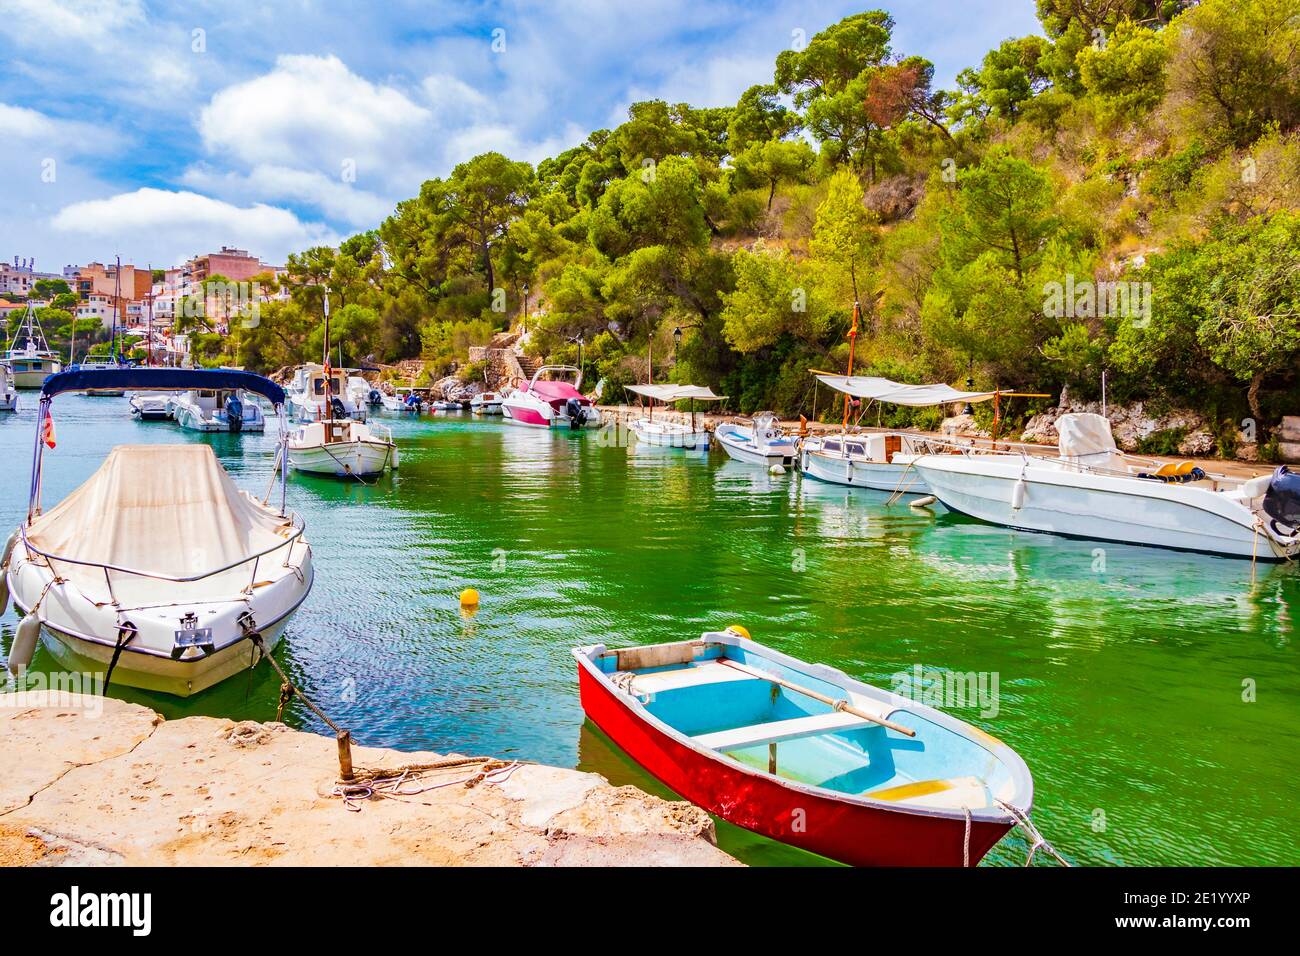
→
(0, 257, 65, 297)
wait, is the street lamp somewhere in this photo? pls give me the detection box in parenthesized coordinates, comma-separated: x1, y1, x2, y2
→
(521, 284, 529, 333)
(962, 356, 975, 416)
(673, 326, 682, 361)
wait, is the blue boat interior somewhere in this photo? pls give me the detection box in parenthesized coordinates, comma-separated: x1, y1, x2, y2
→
(597, 642, 1014, 811)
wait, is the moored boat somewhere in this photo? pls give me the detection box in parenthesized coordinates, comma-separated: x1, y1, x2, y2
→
(470, 391, 503, 415)
(716, 412, 795, 466)
(625, 383, 725, 450)
(77, 355, 128, 396)
(286, 363, 367, 423)
(4, 367, 313, 697)
(574, 627, 1035, 866)
(172, 387, 266, 432)
(0, 363, 17, 412)
(501, 365, 599, 429)
(913, 413, 1300, 561)
(288, 418, 397, 477)
(128, 391, 172, 420)
(4, 305, 62, 388)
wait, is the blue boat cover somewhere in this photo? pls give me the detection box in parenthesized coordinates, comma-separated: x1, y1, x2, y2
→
(40, 367, 286, 405)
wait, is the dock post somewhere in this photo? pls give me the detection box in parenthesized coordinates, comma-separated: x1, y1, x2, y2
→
(337, 730, 355, 782)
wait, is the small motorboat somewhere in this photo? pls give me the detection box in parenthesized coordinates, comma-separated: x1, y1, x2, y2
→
(77, 355, 128, 396)
(625, 383, 725, 450)
(470, 391, 503, 415)
(286, 363, 367, 423)
(0, 362, 18, 412)
(346, 375, 381, 410)
(716, 412, 795, 467)
(501, 365, 600, 429)
(574, 628, 1035, 866)
(4, 367, 313, 697)
(4, 305, 62, 389)
(288, 418, 397, 477)
(128, 392, 173, 420)
(913, 413, 1300, 561)
(430, 399, 464, 412)
(172, 387, 265, 432)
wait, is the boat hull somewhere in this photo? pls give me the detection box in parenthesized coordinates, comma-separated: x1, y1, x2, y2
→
(914, 455, 1294, 560)
(289, 440, 394, 477)
(716, 430, 794, 467)
(12, 367, 60, 389)
(628, 418, 710, 449)
(801, 448, 929, 494)
(576, 661, 1010, 866)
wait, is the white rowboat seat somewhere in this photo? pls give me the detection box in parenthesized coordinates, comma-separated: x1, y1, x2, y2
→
(624, 661, 757, 694)
(694, 711, 871, 751)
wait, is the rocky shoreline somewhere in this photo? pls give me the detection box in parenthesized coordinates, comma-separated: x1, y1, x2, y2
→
(0, 692, 737, 867)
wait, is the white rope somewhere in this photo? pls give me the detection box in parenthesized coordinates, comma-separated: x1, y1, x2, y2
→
(962, 807, 971, 868)
(996, 799, 1071, 867)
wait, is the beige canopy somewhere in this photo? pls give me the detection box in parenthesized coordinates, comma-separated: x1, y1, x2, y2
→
(625, 383, 727, 402)
(27, 444, 293, 606)
(814, 374, 1001, 407)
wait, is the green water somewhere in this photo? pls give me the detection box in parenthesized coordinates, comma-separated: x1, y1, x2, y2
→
(3, 395, 1298, 867)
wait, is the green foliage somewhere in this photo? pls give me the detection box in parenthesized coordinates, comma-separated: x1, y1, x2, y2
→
(1078, 21, 1168, 123)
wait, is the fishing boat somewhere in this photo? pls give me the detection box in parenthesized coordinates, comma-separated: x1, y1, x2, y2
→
(716, 413, 796, 467)
(286, 292, 397, 478)
(913, 413, 1300, 561)
(286, 363, 367, 423)
(3, 367, 313, 697)
(799, 375, 1011, 494)
(0, 363, 17, 412)
(470, 391, 503, 415)
(127, 392, 172, 420)
(625, 383, 726, 450)
(172, 387, 266, 432)
(501, 365, 600, 429)
(574, 627, 1035, 867)
(4, 304, 62, 388)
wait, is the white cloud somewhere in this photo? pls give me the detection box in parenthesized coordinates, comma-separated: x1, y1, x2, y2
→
(181, 163, 394, 227)
(50, 188, 337, 265)
(198, 55, 431, 173)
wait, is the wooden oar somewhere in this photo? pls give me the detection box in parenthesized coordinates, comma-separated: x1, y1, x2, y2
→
(718, 658, 916, 737)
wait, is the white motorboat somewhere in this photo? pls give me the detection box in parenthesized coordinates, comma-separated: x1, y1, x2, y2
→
(4, 305, 62, 388)
(625, 383, 726, 450)
(430, 399, 464, 412)
(172, 387, 266, 432)
(0, 363, 18, 412)
(288, 418, 397, 477)
(381, 386, 425, 413)
(128, 392, 172, 420)
(77, 355, 128, 396)
(799, 374, 1011, 494)
(4, 367, 313, 697)
(286, 363, 367, 423)
(470, 391, 504, 415)
(913, 413, 1300, 561)
(501, 365, 600, 429)
(348, 375, 383, 409)
(716, 413, 796, 467)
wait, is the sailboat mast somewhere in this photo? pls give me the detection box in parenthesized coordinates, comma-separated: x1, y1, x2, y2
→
(322, 290, 332, 423)
(842, 300, 860, 429)
(112, 255, 121, 362)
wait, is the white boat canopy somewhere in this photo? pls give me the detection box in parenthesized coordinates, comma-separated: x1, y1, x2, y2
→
(814, 374, 1002, 407)
(626, 383, 728, 402)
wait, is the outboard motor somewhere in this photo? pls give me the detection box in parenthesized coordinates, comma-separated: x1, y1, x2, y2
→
(368, 388, 382, 406)
(224, 394, 244, 433)
(565, 398, 584, 430)
(1262, 466, 1300, 534)
(330, 396, 347, 419)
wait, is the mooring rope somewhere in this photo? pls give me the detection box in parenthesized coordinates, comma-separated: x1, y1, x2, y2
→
(331, 758, 524, 811)
(996, 799, 1072, 867)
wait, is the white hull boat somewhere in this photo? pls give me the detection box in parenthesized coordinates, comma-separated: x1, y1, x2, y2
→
(0, 364, 17, 412)
(913, 413, 1300, 561)
(288, 418, 397, 477)
(286, 364, 367, 423)
(5, 306, 62, 389)
(716, 414, 795, 467)
(173, 388, 265, 432)
(800, 432, 931, 494)
(128, 392, 172, 420)
(5, 367, 313, 696)
(470, 391, 503, 415)
(628, 417, 710, 449)
(501, 365, 600, 429)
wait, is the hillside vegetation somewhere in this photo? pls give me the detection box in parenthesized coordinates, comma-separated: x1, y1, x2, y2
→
(204, 0, 1299, 453)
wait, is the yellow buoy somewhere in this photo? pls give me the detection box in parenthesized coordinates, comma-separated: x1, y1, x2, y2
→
(460, 588, 480, 608)
(725, 624, 750, 639)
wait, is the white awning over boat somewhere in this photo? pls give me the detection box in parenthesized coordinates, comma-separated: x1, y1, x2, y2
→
(814, 374, 1002, 407)
(626, 383, 727, 402)
(27, 444, 294, 606)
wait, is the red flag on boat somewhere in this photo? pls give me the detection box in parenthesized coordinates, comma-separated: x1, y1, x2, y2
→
(42, 412, 57, 449)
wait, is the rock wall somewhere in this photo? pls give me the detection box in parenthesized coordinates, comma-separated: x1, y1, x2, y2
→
(0, 692, 737, 867)
(1020, 387, 1218, 457)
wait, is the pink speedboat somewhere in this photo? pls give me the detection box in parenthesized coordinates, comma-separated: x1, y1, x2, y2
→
(501, 365, 600, 429)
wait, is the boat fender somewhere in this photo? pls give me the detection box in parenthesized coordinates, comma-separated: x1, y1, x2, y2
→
(391, 447, 400, 470)
(910, 494, 938, 509)
(769, 464, 785, 475)
(1011, 478, 1027, 510)
(725, 624, 750, 639)
(7, 609, 41, 675)
(1, 527, 18, 570)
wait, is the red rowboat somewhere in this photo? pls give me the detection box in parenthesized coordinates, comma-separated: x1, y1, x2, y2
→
(574, 628, 1034, 866)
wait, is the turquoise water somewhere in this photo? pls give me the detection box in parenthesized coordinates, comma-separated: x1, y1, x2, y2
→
(2, 395, 1298, 866)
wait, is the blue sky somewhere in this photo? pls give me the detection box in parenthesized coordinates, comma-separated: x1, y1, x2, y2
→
(0, 0, 1041, 272)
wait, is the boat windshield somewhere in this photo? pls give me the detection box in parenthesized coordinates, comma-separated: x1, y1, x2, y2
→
(312, 376, 343, 395)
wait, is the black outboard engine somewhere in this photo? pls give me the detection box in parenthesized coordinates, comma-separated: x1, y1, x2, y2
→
(368, 388, 382, 406)
(565, 398, 584, 430)
(1262, 466, 1300, 533)
(224, 394, 244, 433)
(330, 396, 347, 419)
